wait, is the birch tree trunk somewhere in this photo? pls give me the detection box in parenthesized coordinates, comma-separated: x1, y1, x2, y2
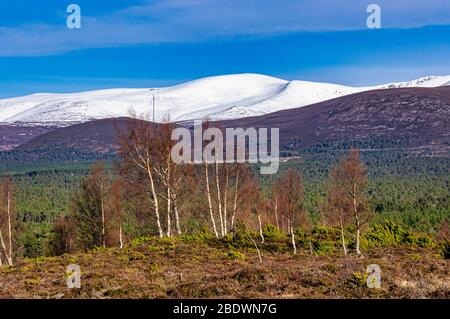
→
(274, 196, 279, 229)
(290, 225, 297, 255)
(248, 234, 262, 264)
(0, 230, 12, 266)
(0, 230, 7, 264)
(119, 224, 123, 249)
(100, 186, 106, 248)
(166, 185, 171, 237)
(215, 160, 224, 237)
(352, 181, 362, 255)
(173, 199, 182, 235)
(258, 213, 264, 243)
(355, 216, 361, 255)
(205, 163, 219, 238)
(339, 215, 347, 255)
(230, 169, 239, 230)
(166, 160, 172, 237)
(7, 191, 13, 261)
(147, 159, 163, 238)
(223, 165, 229, 235)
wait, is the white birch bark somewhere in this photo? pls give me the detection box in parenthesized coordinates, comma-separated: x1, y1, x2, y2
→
(258, 214, 264, 243)
(173, 198, 182, 235)
(339, 214, 347, 255)
(230, 169, 240, 230)
(215, 160, 224, 237)
(205, 163, 219, 238)
(119, 224, 123, 249)
(290, 225, 297, 255)
(100, 186, 106, 248)
(166, 185, 171, 237)
(223, 165, 229, 235)
(249, 234, 262, 264)
(352, 181, 362, 255)
(7, 191, 13, 261)
(0, 229, 12, 266)
(147, 159, 163, 238)
(274, 196, 279, 229)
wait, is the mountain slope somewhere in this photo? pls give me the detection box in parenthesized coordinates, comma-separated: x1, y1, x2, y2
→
(1, 74, 449, 126)
(0, 124, 53, 151)
(226, 86, 450, 152)
(8, 86, 449, 159)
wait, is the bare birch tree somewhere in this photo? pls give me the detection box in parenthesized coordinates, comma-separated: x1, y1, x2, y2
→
(110, 180, 125, 248)
(0, 176, 16, 266)
(117, 116, 164, 238)
(329, 149, 370, 255)
(322, 178, 351, 255)
(274, 168, 306, 255)
(71, 162, 110, 250)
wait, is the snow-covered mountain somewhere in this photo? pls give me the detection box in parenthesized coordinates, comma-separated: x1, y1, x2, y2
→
(1, 74, 449, 126)
(377, 76, 450, 89)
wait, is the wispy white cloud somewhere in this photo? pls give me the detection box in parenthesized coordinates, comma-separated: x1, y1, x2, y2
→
(1, 0, 450, 56)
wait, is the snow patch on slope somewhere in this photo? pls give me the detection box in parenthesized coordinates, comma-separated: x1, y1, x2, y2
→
(377, 75, 450, 89)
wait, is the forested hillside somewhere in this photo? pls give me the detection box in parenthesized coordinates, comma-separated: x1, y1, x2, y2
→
(1, 149, 447, 259)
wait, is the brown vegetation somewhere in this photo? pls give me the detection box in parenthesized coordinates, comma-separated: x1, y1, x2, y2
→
(0, 238, 448, 299)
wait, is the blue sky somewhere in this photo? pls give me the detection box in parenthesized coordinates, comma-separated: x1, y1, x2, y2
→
(0, 0, 450, 98)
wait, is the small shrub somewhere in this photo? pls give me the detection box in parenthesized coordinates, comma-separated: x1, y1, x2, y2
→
(228, 221, 254, 248)
(0, 266, 16, 274)
(24, 276, 41, 286)
(408, 253, 422, 261)
(92, 246, 111, 253)
(179, 232, 215, 243)
(351, 271, 368, 288)
(149, 263, 161, 272)
(312, 240, 335, 255)
(312, 226, 336, 235)
(147, 245, 162, 252)
(130, 236, 153, 247)
(363, 220, 407, 248)
(404, 233, 435, 248)
(363, 220, 436, 249)
(262, 224, 286, 241)
(19, 266, 31, 273)
(294, 227, 310, 247)
(227, 250, 245, 260)
(25, 256, 55, 264)
(159, 236, 177, 246)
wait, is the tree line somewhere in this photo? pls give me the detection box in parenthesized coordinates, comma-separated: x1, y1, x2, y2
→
(47, 119, 372, 257)
(1, 118, 448, 264)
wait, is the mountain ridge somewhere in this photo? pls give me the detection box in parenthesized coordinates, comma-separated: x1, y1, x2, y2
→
(4, 86, 448, 159)
(1, 73, 450, 126)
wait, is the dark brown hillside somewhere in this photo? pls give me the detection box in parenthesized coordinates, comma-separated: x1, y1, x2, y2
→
(224, 86, 450, 151)
(15, 117, 143, 153)
(0, 124, 53, 151)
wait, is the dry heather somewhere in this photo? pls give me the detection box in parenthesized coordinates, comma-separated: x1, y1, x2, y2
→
(0, 238, 448, 299)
